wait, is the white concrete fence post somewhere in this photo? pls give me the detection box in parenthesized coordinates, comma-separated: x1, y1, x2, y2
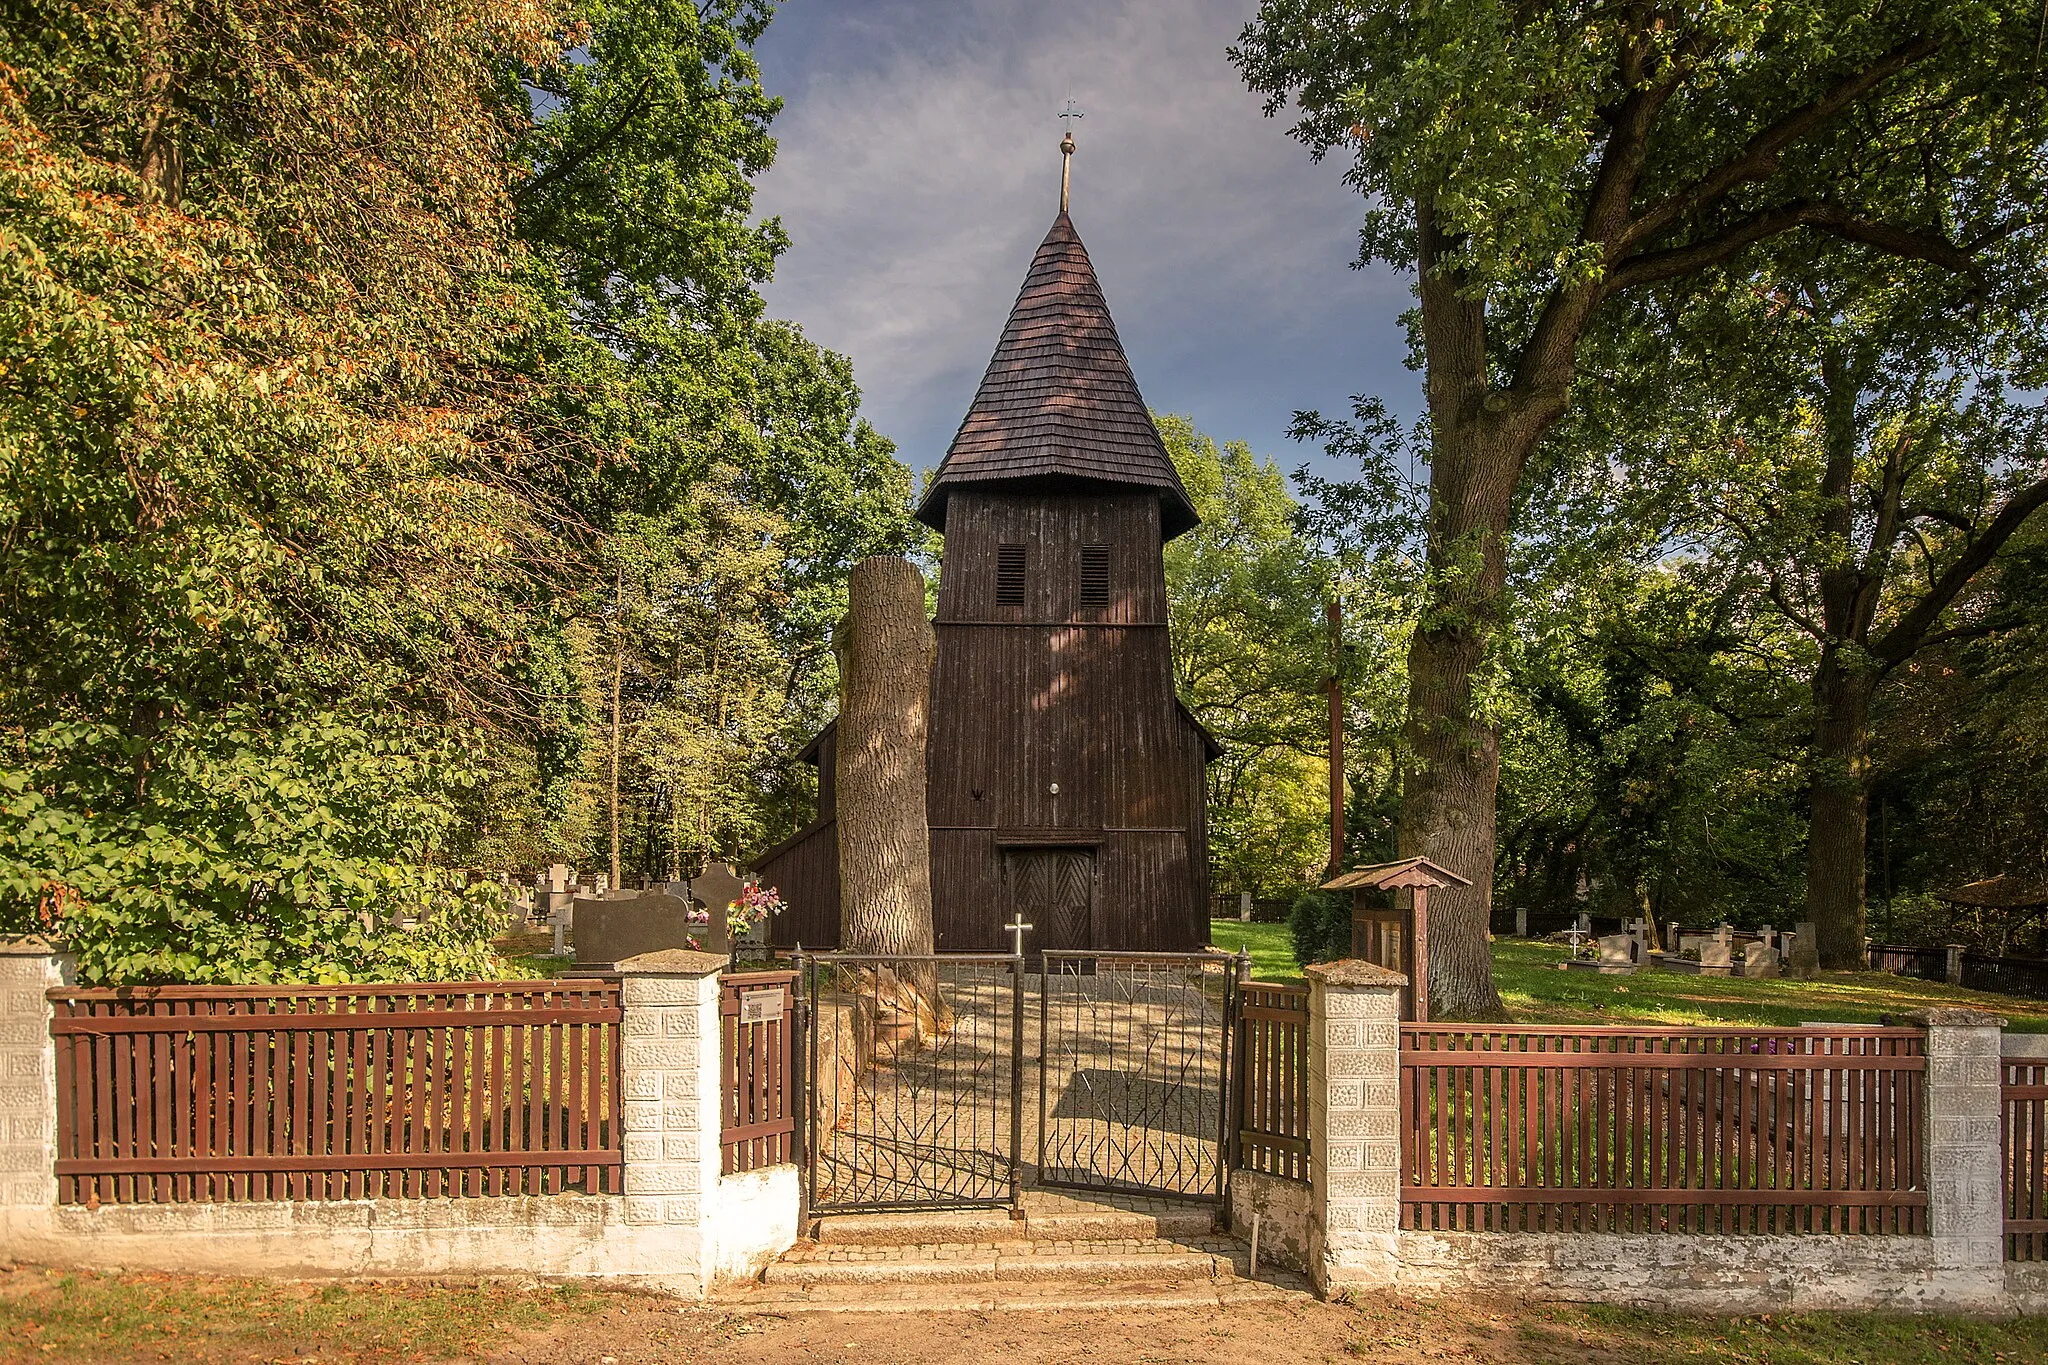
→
(611, 948, 798, 1292)
(1914, 1006, 2007, 1299)
(610, 948, 728, 1292)
(1303, 959, 1406, 1296)
(0, 938, 70, 1225)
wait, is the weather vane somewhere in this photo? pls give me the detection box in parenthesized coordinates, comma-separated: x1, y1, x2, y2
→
(1059, 96, 1084, 212)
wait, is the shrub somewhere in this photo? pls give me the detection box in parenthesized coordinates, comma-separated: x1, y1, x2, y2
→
(1288, 889, 1353, 967)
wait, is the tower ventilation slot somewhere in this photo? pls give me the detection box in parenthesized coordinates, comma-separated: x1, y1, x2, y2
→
(996, 544, 1027, 605)
(1080, 543, 1110, 606)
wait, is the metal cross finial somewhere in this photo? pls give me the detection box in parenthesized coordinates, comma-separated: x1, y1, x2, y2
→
(1058, 97, 1083, 212)
(1005, 912, 1034, 957)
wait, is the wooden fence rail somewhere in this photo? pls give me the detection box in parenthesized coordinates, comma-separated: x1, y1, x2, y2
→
(1234, 982, 1309, 1181)
(720, 970, 797, 1175)
(2007, 1054, 2048, 1261)
(49, 981, 623, 1204)
(1400, 1026, 1928, 1234)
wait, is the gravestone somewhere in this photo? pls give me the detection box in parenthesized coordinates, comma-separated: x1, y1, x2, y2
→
(1597, 933, 1636, 970)
(1787, 921, 1821, 980)
(1744, 940, 1781, 979)
(689, 863, 747, 933)
(1698, 937, 1734, 973)
(572, 888, 724, 967)
(1515, 907, 1528, 938)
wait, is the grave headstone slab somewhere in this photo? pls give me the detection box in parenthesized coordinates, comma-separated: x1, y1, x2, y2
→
(572, 889, 725, 965)
(1787, 920, 1821, 981)
(1699, 939, 1734, 971)
(689, 863, 747, 927)
(1744, 941, 1781, 979)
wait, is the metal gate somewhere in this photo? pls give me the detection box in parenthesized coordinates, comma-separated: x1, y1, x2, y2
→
(799, 953, 1024, 1215)
(1035, 951, 1239, 1202)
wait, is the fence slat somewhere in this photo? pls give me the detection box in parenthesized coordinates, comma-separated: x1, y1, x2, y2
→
(1399, 1025, 1928, 1234)
(720, 971, 798, 1176)
(2007, 1056, 2048, 1262)
(1229, 984, 1308, 1181)
(46, 981, 623, 1205)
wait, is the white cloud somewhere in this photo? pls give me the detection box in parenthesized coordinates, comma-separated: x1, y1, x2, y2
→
(752, 0, 1416, 473)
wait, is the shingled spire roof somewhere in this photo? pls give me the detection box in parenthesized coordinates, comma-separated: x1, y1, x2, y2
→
(915, 212, 1199, 539)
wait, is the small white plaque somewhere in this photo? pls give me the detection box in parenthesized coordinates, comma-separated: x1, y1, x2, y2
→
(739, 989, 784, 1024)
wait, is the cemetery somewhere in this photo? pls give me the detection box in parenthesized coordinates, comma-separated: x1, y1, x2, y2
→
(9, 2, 2048, 1358)
(4, 134, 2047, 1334)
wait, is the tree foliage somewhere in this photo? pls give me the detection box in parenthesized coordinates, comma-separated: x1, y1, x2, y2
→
(0, 1, 913, 982)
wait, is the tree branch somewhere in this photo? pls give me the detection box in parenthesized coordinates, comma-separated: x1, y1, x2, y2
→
(1618, 34, 1943, 253)
(1873, 475, 2048, 664)
(1609, 201, 1979, 291)
(515, 74, 662, 202)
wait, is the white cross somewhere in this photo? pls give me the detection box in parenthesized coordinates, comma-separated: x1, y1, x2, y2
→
(1564, 923, 1586, 957)
(1005, 913, 1034, 957)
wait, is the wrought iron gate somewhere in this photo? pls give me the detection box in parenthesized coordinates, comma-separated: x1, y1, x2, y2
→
(799, 953, 1024, 1214)
(1035, 951, 1239, 1202)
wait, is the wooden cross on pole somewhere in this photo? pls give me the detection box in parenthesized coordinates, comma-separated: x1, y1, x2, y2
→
(1005, 913, 1034, 957)
(1058, 97, 1083, 211)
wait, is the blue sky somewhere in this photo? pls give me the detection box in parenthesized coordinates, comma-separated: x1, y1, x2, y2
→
(748, 0, 1418, 484)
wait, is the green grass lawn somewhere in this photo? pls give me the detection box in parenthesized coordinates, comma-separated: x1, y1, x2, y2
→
(1208, 918, 2048, 1029)
(1207, 915, 1300, 983)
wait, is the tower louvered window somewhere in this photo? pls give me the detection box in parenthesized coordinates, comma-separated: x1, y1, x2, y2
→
(1079, 543, 1110, 606)
(996, 543, 1027, 605)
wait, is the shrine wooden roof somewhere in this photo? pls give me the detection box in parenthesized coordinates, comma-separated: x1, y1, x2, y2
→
(1321, 857, 1472, 893)
(915, 212, 1198, 539)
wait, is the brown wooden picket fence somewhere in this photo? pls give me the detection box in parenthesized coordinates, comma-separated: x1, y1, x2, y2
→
(1234, 982, 1309, 1180)
(49, 981, 623, 1204)
(2006, 1053, 2048, 1261)
(1400, 1025, 1928, 1234)
(720, 969, 797, 1174)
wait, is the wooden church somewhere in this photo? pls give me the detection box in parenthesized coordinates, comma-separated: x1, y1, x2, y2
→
(755, 153, 1217, 954)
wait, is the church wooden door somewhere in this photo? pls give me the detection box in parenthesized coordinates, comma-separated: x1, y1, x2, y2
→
(1004, 848, 1094, 952)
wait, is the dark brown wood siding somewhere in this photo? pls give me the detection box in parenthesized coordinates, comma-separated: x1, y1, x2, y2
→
(762, 484, 1211, 954)
(754, 820, 839, 949)
(937, 492, 1164, 626)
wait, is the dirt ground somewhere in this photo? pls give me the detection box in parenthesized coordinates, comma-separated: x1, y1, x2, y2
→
(7, 1266, 2047, 1365)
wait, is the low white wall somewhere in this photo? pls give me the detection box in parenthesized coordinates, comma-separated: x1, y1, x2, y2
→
(1228, 1169, 1311, 1274)
(1395, 1231, 2005, 1313)
(0, 1195, 703, 1294)
(709, 1165, 800, 1286)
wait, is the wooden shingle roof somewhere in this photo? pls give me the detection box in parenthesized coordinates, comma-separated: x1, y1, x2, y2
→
(916, 211, 1199, 539)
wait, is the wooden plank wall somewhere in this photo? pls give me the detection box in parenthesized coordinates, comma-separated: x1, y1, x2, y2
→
(759, 485, 1211, 954)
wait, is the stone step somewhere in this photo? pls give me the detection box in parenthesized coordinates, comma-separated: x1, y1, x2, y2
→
(812, 1210, 1022, 1246)
(1023, 1203, 1219, 1242)
(717, 1271, 1311, 1315)
(812, 1197, 1220, 1246)
(762, 1238, 1241, 1288)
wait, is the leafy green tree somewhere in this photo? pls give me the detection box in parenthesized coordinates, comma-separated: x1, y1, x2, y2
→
(1160, 416, 1337, 894)
(1236, 0, 2048, 1010)
(1622, 268, 2048, 962)
(0, 3, 563, 980)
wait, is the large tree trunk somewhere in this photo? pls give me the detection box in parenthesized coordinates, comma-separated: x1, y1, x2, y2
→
(835, 555, 937, 956)
(1805, 649, 1873, 968)
(1399, 201, 1557, 1021)
(1400, 411, 1519, 1021)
